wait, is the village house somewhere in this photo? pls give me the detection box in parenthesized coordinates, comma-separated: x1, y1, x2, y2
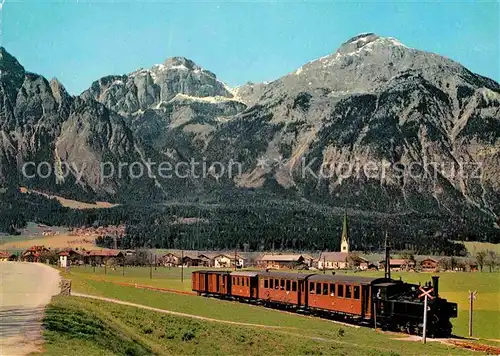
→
(378, 259, 416, 272)
(318, 252, 350, 270)
(0, 251, 9, 262)
(420, 258, 439, 272)
(197, 253, 214, 267)
(21, 246, 51, 262)
(59, 251, 69, 268)
(349, 255, 370, 270)
(212, 254, 245, 268)
(85, 250, 124, 265)
(159, 252, 182, 266)
(301, 254, 317, 268)
(257, 254, 305, 269)
(182, 253, 202, 267)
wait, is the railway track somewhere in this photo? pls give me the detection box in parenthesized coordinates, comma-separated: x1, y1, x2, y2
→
(71, 279, 499, 354)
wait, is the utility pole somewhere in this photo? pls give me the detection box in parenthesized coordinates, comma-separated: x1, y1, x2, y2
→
(181, 250, 184, 282)
(234, 249, 237, 271)
(384, 231, 391, 280)
(469, 290, 477, 337)
(323, 255, 326, 274)
(149, 253, 152, 279)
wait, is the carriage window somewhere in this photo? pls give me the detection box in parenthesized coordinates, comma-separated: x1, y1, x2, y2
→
(310, 282, 315, 293)
(354, 286, 360, 300)
(323, 283, 328, 295)
(280, 279, 285, 290)
(275, 279, 279, 289)
(292, 281, 297, 292)
(338, 284, 344, 297)
(264, 279, 269, 288)
(270, 279, 274, 289)
(316, 283, 322, 295)
(346, 285, 352, 298)
(329, 283, 335, 296)
(286, 280, 291, 291)
(247, 278, 249, 287)
(233, 277, 236, 285)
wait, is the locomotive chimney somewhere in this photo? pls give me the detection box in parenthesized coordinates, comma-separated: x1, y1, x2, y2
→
(432, 276, 439, 297)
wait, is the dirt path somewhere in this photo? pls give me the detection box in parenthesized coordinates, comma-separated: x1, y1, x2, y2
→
(0, 262, 61, 355)
(72, 293, 381, 350)
(72, 292, 294, 330)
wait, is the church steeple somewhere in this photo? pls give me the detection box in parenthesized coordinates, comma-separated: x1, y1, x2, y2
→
(340, 210, 349, 253)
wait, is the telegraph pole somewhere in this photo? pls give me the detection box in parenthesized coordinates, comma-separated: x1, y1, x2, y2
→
(323, 255, 326, 274)
(181, 250, 184, 282)
(149, 253, 152, 279)
(384, 231, 391, 280)
(469, 291, 477, 337)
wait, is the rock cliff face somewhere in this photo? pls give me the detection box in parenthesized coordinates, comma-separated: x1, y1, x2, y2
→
(0, 34, 498, 233)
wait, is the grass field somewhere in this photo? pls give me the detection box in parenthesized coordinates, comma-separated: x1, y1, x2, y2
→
(462, 241, 500, 255)
(44, 292, 476, 355)
(64, 266, 500, 340)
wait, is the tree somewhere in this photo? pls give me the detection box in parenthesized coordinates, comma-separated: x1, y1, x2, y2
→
(476, 251, 487, 272)
(485, 250, 498, 272)
(438, 257, 451, 272)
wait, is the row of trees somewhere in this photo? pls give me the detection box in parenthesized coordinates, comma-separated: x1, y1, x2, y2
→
(475, 250, 499, 272)
(0, 186, 493, 256)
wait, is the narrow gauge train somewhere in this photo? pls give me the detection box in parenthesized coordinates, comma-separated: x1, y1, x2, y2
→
(192, 270, 458, 337)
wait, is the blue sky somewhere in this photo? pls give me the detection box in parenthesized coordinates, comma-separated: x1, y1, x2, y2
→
(2, 1, 499, 95)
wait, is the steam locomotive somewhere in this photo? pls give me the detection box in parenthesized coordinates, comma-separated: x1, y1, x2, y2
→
(192, 270, 458, 337)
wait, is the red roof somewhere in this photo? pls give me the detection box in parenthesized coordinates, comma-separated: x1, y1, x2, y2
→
(59, 252, 69, 256)
(0, 251, 9, 258)
(87, 250, 123, 257)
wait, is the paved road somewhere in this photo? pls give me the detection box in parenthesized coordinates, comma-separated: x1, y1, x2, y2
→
(0, 262, 60, 356)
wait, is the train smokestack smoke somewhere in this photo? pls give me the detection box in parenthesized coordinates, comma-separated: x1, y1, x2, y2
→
(432, 276, 439, 297)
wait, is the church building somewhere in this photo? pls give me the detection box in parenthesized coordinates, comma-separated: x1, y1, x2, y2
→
(318, 211, 350, 270)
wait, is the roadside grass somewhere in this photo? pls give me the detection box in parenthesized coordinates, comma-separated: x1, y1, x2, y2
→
(64, 266, 500, 339)
(43, 295, 474, 356)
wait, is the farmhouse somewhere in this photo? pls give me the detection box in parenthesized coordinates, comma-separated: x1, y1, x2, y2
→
(420, 258, 439, 272)
(86, 250, 124, 265)
(301, 254, 317, 267)
(378, 259, 416, 272)
(0, 251, 9, 261)
(257, 254, 305, 269)
(197, 253, 214, 267)
(212, 254, 245, 268)
(21, 246, 50, 262)
(182, 253, 202, 267)
(159, 252, 182, 266)
(349, 255, 370, 270)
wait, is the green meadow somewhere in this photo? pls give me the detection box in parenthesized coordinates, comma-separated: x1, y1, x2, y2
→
(64, 266, 500, 340)
(43, 291, 476, 355)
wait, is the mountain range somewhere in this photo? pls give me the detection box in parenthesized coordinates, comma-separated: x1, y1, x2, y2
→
(1, 33, 499, 238)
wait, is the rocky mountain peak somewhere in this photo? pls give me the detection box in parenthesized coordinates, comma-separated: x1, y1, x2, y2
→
(0, 47, 25, 75)
(337, 33, 408, 52)
(0, 47, 26, 103)
(161, 57, 199, 71)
